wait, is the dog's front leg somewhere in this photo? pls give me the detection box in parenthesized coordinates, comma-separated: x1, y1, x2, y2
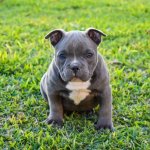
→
(95, 85, 114, 130)
(46, 94, 63, 126)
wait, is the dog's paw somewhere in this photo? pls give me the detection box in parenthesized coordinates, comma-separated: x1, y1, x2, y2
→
(94, 121, 114, 131)
(45, 117, 63, 127)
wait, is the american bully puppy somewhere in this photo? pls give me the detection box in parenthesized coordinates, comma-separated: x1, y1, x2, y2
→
(40, 28, 113, 130)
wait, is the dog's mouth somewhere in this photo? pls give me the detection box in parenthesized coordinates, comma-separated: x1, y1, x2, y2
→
(72, 73, 82, 80)
(60, 68, 91, 82)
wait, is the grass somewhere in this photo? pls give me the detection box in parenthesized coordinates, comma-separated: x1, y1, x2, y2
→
(0, 0, 150, 149)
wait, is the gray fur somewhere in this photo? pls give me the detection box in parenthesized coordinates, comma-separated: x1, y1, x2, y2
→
(40, 28, 113, 130)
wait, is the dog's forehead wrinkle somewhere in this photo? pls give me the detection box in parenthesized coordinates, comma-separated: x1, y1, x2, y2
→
(65, 31, 85, 44)
(68, 32, 85, 46)
(56, 31, 96, 54)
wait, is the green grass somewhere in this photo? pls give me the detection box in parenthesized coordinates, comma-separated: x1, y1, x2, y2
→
(0, 0, 150, 149)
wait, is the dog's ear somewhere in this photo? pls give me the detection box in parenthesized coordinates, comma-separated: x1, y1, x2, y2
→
(86, 28, 106, 45)
(45, 29, 65, 46)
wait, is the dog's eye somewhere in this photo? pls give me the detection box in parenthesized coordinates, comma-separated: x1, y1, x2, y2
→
(58, 53, 66, 59)
(86, 52, 93, 58)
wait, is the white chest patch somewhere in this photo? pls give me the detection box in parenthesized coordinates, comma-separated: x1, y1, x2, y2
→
(66, 79, 91, 105)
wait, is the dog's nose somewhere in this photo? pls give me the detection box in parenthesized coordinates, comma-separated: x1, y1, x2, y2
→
(71, 64, 79, 74)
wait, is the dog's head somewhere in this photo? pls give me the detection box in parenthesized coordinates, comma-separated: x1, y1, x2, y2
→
(45, 28, 106, 82)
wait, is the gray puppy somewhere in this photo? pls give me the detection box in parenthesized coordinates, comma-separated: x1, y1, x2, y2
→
(40, 28, 113, 130)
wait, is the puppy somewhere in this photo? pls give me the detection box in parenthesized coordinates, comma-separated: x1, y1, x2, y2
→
(40, 28, 113, 130)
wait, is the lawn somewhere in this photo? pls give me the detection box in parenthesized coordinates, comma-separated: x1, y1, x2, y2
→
(0, 0, 150, 149)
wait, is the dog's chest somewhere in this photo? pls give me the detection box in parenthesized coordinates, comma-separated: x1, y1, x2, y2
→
(66, 80, 91, 105)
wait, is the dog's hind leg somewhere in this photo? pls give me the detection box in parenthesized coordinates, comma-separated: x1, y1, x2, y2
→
(40, 73, 48, 101)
